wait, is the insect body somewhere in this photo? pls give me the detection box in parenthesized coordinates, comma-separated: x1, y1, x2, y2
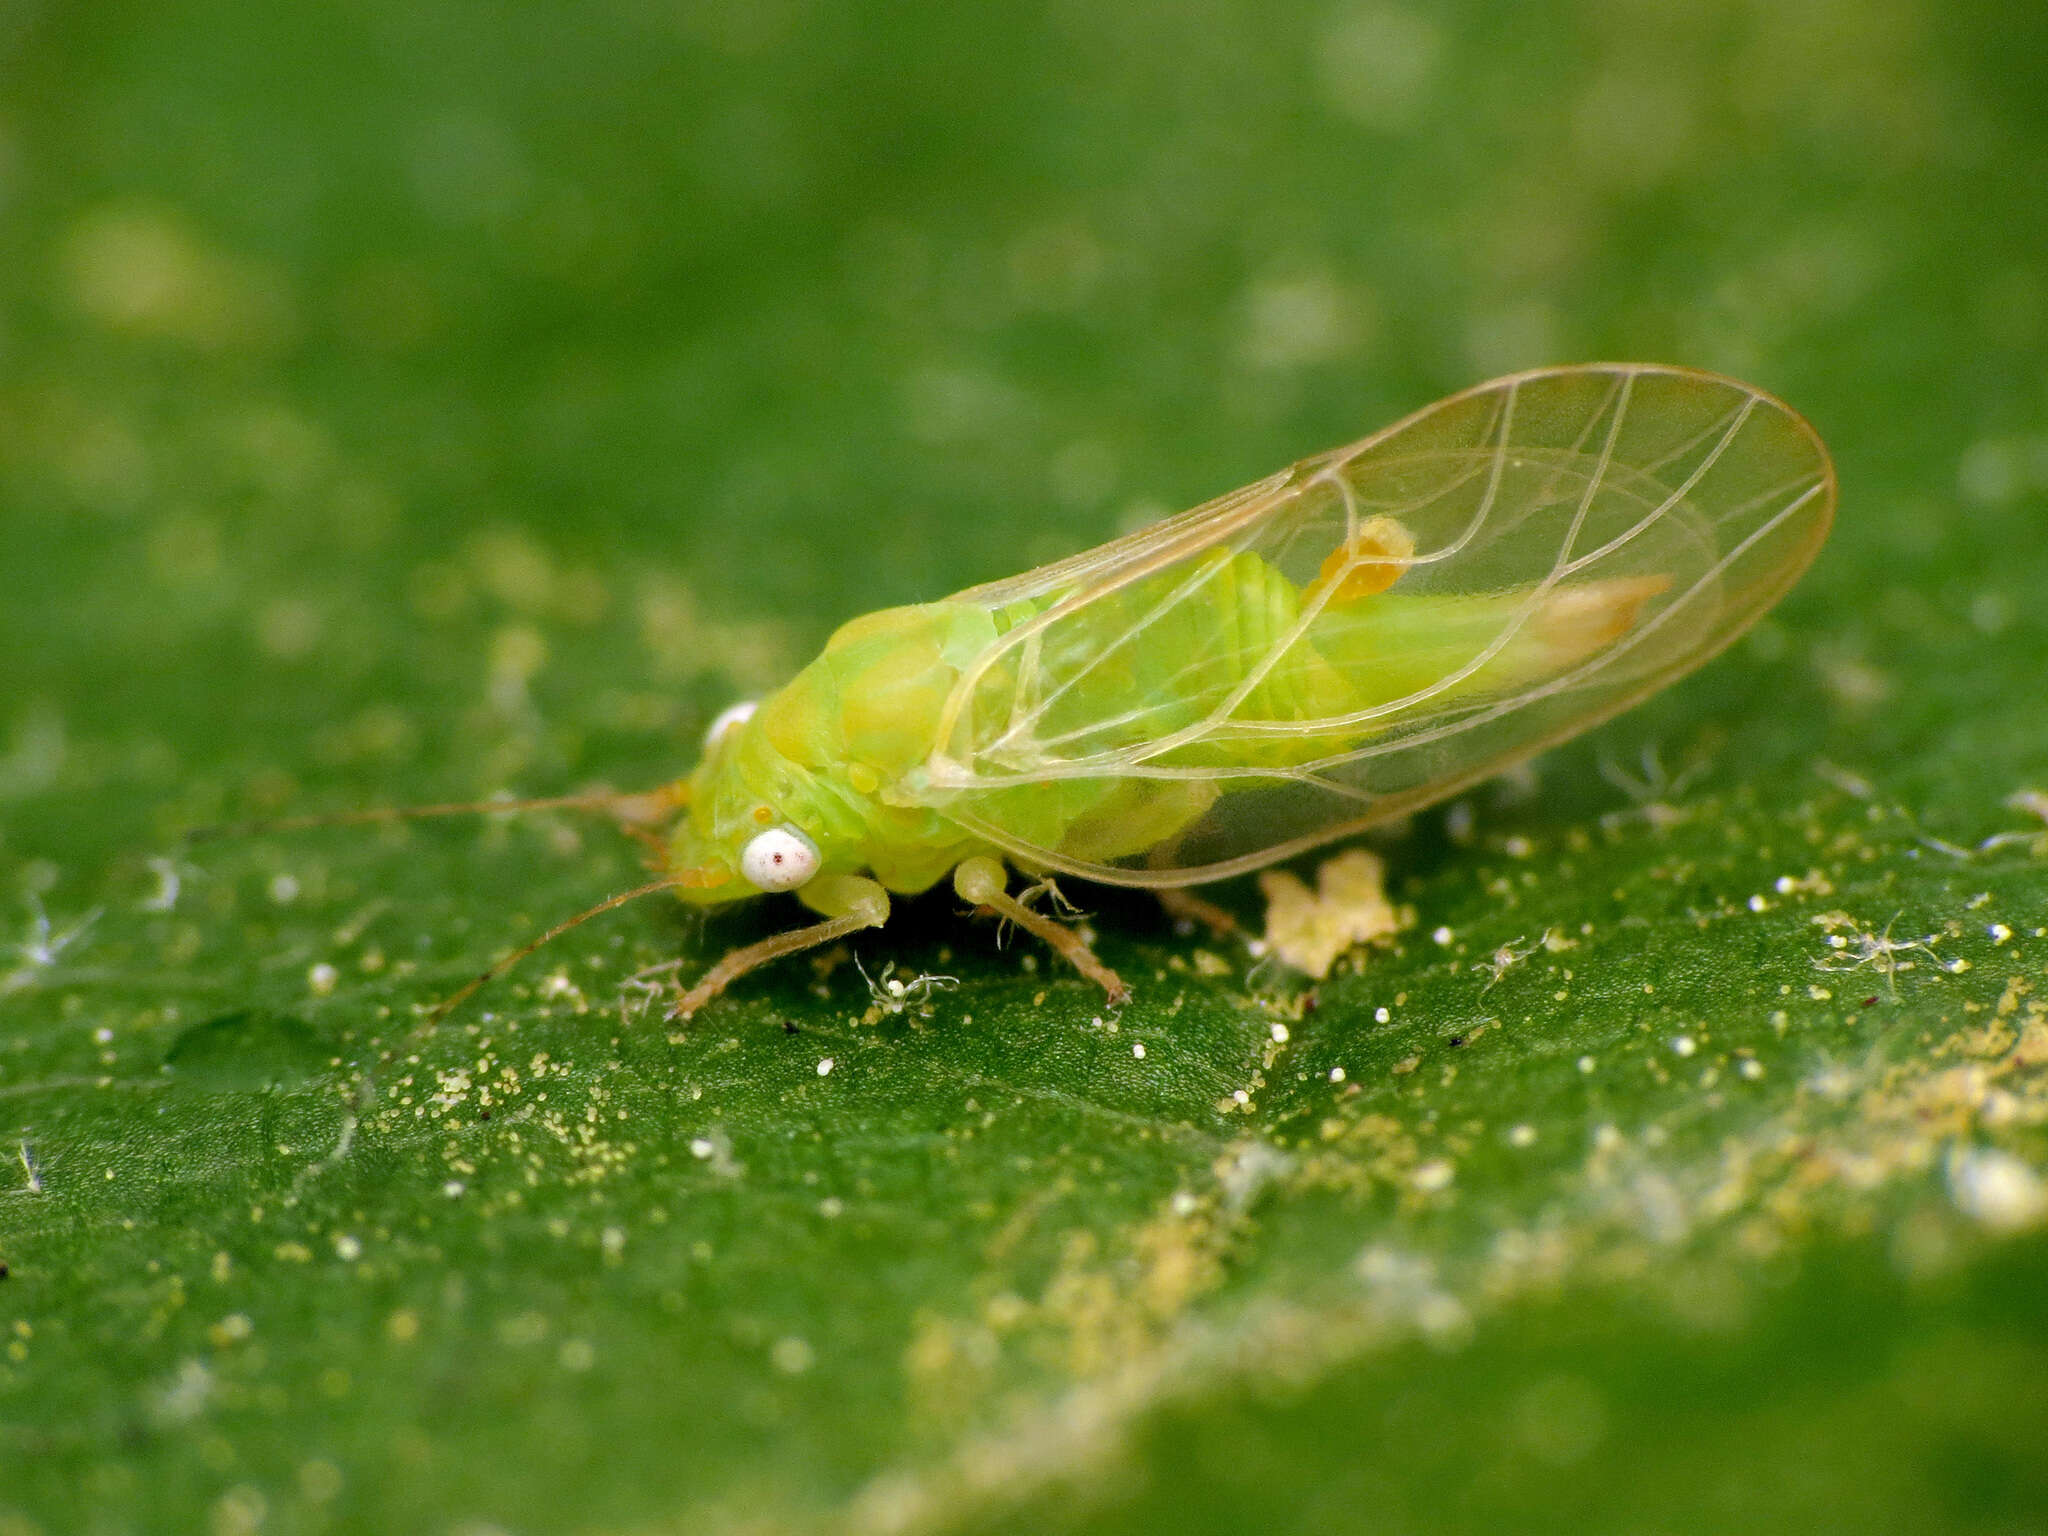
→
(642, 363, 1834, 1015)
(326, 364, 1826, 1021)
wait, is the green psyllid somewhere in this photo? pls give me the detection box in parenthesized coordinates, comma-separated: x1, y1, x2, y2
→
(300, 364, 1838, 1020)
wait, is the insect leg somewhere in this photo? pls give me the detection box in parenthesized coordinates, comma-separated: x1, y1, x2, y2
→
(1153, 886, 1240, 941)
(953, 856, 1130, 1006)
(1142, 844, 1238, 939)
(671, 874, 889, 1020)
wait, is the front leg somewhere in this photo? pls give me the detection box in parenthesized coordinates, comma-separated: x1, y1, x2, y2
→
(953, 856, 1130, 1006)
(672, 873, 890, 1019)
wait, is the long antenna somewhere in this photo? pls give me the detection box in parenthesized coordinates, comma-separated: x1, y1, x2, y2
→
(423, 876, 685, 1027)
(186, 785, 681, 844)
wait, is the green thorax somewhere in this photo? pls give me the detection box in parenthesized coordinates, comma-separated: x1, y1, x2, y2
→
(668, 600, 1002, 899)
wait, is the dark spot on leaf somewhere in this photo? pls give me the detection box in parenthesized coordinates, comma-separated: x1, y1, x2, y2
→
(163, 1010, 333, 1093)
(783, 1021, 800, 1034)
(1864, 996, 1879, 1007)
(1449, 1035, 1467, 1048)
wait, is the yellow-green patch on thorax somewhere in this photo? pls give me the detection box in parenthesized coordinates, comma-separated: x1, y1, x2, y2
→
(672, 601, 1002, 897)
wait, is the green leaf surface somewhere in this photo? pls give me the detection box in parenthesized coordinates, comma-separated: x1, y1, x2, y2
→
(5, 1, 2048, 1532)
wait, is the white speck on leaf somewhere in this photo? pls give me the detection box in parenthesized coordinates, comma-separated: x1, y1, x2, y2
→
(1412, 1159, 1454, 1193)
(1949, 1147, 2048, 1232)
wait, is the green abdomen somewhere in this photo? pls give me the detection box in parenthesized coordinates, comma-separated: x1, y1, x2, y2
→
(989, 549, 1359, 772)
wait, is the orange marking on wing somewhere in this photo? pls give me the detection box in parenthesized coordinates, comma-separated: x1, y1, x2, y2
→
(1532, 574, 1672, 654)
(1311, 516, 1418, 603)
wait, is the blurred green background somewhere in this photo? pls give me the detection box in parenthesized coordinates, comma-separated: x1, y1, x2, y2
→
(5, 0, 2048, 1532)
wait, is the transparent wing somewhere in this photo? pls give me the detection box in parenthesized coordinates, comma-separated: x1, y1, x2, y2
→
(914, 364, 1836, 887)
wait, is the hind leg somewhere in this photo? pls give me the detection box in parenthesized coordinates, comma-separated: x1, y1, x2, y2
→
(1153, 885, 1239, 941)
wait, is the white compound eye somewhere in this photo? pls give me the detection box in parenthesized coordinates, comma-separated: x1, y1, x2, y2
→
(702, 699, 758, 751)
(739, 825, 819, 892)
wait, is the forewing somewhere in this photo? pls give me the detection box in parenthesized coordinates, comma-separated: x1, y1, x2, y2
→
(918, 364, 1835, 886)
